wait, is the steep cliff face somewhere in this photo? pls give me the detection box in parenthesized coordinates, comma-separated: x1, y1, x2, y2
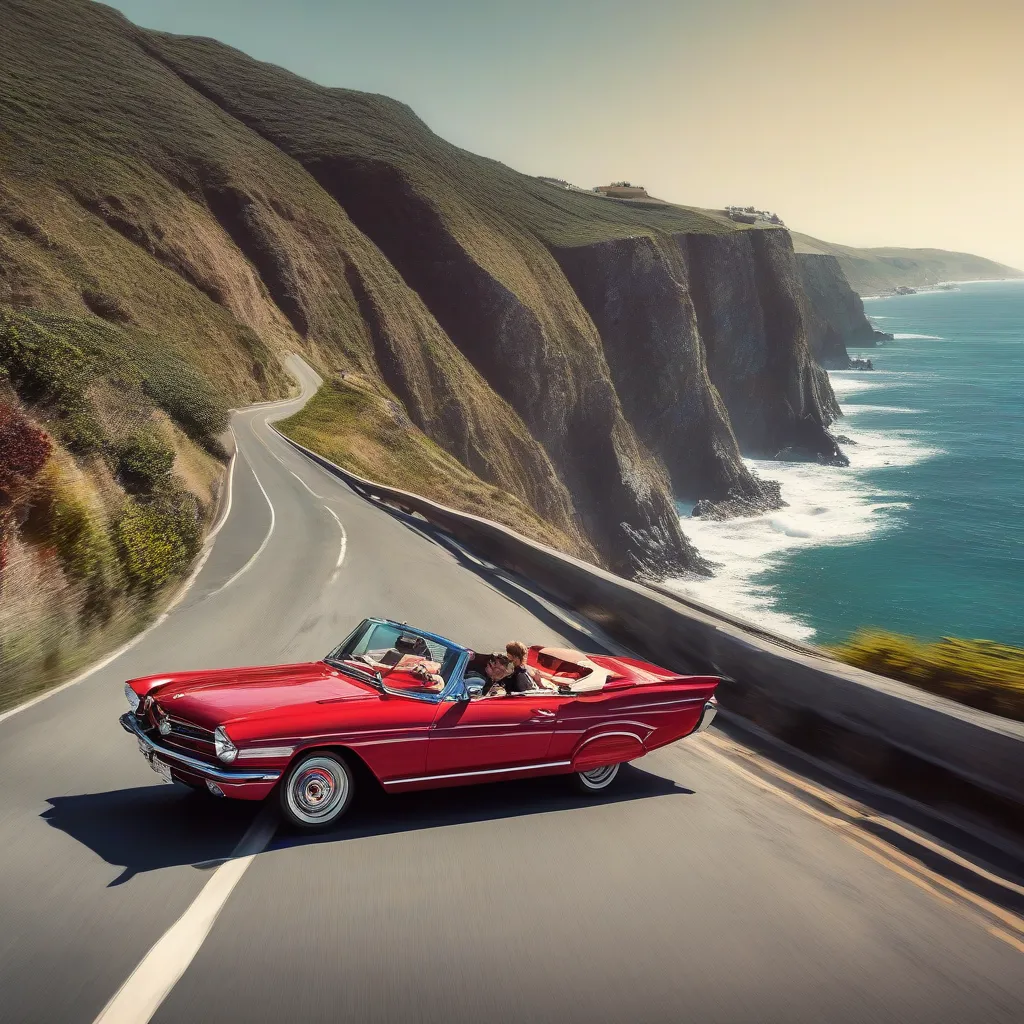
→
(136, 32, 702, 574)
(302, 161, 698, 574)
(552, 235, 766, 504)
(797, 253, 876, 369)
(684, 230, 844, 462)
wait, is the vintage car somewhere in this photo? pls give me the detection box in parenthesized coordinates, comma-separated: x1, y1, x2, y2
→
(120, 617, 719, 830)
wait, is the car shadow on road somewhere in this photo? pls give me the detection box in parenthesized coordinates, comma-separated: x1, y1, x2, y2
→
(40, 784, 261, 886)
(41, 765, 691, 883)
(270, 763, 693, 853)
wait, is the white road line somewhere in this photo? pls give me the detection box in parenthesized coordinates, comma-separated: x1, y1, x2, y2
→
(324, 505, 348, 582)
(289, 470, 327, 501)
(204, 446, 237, 542)
(92, 808, 279, 1024)
(205, 456, 276, 598)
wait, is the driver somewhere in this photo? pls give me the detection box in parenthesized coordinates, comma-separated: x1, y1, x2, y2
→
(470, 652, 514, 696)
(407, 651, 512, 695)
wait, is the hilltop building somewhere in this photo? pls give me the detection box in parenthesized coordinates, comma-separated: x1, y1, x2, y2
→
(725, 205, 785, 226)
(594, 182, 649, 199)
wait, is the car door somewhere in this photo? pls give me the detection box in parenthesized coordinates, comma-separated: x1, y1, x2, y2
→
(426, 692, 570, 777)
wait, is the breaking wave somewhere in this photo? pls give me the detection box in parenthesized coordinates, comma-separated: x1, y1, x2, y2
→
(664, 372, 940, 642)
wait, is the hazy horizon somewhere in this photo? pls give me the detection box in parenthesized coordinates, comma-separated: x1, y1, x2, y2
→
(105, 0, 1024, 270)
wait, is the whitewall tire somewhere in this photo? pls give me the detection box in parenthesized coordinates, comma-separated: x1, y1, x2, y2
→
(574, 762, 620, 794)
(280, 752, 355, 830)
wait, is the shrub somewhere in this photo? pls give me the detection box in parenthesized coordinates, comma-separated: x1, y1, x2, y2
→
(115, 486, 203, 594)
(3, 307, 229, 451)
(0, 311, 94, 413)
(114, 430, 175, 493)
(59, 409, 106, 455)
(46, 481, 118, 596)
(832, 629, 1024, 723)
(19, 466, 120, 618)
(0, 402, 52, 508)
(142, 360, 228, 444)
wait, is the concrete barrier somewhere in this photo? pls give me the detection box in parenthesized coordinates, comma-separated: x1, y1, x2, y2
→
(279, 432, 1024, 811)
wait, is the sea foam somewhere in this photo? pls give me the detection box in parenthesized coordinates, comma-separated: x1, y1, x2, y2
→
(662, 376, 940, 642)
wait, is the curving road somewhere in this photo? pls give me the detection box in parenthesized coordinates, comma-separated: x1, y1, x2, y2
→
(0, 357, 1021, 1024)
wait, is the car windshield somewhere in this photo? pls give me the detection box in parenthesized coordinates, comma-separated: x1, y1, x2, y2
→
(326, 620, 462, 683)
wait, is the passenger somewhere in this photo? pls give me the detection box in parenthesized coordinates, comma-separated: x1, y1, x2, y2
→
(505, 641, 558, 692)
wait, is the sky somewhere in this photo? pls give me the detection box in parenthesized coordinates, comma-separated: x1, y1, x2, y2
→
(105, 0, 1024, 269)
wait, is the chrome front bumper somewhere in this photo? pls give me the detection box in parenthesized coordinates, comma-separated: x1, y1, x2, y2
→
(119, 713, 282, 784)
(692, 697, 718, 735)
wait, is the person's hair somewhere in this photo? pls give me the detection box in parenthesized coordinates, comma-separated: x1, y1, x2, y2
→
(488, 651, 513, 667)
(506, 641, 528, 661)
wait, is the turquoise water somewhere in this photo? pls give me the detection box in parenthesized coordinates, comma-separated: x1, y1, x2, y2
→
(669, 280, 1024, 646)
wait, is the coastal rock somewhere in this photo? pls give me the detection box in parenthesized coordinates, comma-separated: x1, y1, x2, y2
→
(850, 357, 874, 370)
(775, 427, 850, 467)
(691, 480, 786, 521)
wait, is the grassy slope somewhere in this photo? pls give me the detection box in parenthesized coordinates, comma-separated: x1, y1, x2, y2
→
(279, 374, 589, 555)
(791, 232, 1024, 296)
(138, 28, 730, 249)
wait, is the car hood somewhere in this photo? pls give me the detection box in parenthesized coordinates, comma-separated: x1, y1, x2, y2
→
(137, 661, 375, 731)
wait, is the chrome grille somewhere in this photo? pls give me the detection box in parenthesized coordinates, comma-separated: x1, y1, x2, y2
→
(166, 719, 215, 743)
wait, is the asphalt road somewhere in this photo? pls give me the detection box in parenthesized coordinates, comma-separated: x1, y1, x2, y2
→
(0, 357, 1021, 1024)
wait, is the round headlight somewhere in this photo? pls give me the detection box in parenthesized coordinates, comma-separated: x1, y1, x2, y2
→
(157, 717, 172, 736)
(124, 683, 140, 713)
(214, 726, 238, 763)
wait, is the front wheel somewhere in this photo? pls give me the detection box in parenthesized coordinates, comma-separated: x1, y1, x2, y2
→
(280, 751, 355, 831)
(573, 762, 621, 794)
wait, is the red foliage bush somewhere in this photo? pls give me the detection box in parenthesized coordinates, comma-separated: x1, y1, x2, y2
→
(0, 401, 52, 509)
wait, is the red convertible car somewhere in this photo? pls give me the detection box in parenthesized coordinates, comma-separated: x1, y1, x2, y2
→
(121, 617, 719, 830)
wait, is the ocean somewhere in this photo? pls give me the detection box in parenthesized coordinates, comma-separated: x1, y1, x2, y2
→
(666, 279, 1024, 647)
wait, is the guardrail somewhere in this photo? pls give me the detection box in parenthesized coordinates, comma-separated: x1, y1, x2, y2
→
(278, 431, 1024, 813)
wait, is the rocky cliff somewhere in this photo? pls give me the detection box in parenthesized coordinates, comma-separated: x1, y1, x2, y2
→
(1, 0, 847, 594)
(685, 232, 843, 461)
(797, 253, 878, 369)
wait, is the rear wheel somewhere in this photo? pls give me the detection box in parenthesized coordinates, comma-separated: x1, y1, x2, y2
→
(280, 752, 355, 831)
(573, 762, 621, 794)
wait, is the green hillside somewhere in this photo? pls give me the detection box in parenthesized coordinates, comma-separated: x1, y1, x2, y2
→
(0, 0, 842, 707)
(790, 233, 1023, 296)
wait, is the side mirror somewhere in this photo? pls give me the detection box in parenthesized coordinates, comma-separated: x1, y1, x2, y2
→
(465, 680, 484, 700)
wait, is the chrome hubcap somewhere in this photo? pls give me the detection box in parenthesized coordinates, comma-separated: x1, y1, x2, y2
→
(297, 769, 334, 810)
(579, 763, 619, 789)
(287, 757, 348, 824)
